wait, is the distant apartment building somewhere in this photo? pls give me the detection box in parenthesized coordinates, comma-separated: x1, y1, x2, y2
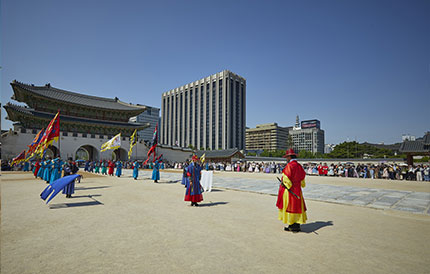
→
(402, 134, 416, 142)
(129, 106, 160, 142)
(160, 70, 246, 150)
(289, 117, 325, 154)
(246, 123, 291, 151)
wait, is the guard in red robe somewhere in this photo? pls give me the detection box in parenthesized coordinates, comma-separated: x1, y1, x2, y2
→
(276, 149, 307, 232)
(34, 161, 41, 178)
(108, 161, 115, 176)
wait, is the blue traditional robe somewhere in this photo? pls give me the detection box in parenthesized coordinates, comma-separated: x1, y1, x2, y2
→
(133, 162, 140, 179)
(23, 161, 30, 171)
(101, 162, 107, 175)
(50, 159, 63, 183)
(37, 161, 46, 178)
(185, 162, 203, 202)
(43, 160, 53, 182)
(115, 162, 122, 177)
(152, 161, 160, 181)
(181, 163, 189, 185)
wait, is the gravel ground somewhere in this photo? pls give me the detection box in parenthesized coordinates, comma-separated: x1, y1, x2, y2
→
(1, 171, 429, 274)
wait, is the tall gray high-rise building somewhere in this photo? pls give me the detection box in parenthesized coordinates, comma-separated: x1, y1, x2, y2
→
(161, 70, 246, 150)
(129, 106, 160, 142)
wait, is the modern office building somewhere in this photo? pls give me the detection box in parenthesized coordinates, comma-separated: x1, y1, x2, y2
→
(160, 70, 246, 150)
(289, 117, 325, 154)
(129, 106, 160, 142)
(246, 123, 291, 151)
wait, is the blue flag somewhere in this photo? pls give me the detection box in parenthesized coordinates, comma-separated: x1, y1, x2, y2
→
(40, 174, 81, 204)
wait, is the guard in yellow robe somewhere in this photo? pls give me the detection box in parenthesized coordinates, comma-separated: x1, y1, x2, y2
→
(276, 149, 307, 232)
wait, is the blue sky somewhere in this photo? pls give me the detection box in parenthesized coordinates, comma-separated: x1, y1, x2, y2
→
(1, 0, 429, 144)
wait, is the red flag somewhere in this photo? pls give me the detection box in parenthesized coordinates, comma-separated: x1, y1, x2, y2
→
(39, 112, 60, 149)
(143, 124, 158, 165)
(11, 150, 26, 165)
(27, 128, 45, 156)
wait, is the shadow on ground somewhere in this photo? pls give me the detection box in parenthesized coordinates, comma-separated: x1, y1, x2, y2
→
(75, 186, 110, 190)
(197, 202, 229, 207)
(153, 180, 180, 184)
(208, 189, 224, 192)
(49, 200, 104, 209)
(70, 194, 102, 198)
(300, 221, 333, 234)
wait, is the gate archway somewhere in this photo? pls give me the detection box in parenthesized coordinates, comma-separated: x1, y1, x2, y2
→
(112, 148, 128, 161)
(75, 145, 99, 161)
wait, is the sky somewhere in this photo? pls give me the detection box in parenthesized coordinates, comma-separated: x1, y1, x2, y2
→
(1, 0, 429, 145)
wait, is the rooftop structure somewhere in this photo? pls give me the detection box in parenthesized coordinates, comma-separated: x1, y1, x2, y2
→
(4, 80, 149, 136)
(399, 132, 430, 165)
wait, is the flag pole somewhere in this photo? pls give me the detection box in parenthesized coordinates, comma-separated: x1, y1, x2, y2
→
(58, 111, 61, 158)
(135, 134, 137, 161)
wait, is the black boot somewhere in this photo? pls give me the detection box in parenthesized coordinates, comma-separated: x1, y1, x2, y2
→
(290, 223, 301, 233)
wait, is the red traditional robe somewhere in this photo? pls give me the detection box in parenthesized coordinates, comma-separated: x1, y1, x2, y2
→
(276, 160, 307, 224)
(108, 161, 115, 175)
(34, 161, 41, 177)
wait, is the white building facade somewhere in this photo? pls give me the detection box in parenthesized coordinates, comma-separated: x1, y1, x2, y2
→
(160, 70, 246, 150)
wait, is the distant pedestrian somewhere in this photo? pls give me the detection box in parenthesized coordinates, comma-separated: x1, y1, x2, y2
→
(132, 160, 140, 180)
(152, 160, 160, 183)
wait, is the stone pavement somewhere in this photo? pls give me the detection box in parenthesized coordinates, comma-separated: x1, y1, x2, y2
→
(130, 169, 430, 215)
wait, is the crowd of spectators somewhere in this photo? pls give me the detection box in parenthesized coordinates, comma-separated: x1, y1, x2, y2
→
(4, 158, 429, 182)
(170, 161, 430, 182)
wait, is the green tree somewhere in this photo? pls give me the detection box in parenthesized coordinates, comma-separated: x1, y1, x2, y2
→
(287, 135, 293, 149)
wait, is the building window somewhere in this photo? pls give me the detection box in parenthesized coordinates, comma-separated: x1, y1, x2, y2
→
(99, 135, 104, 139)
(73, 133, 78, 137)
(32, 129, 37, 134)
(91, 134, 95, 138)
(63, 132, 68, 137)
(82, 133, 87, 138)
(20, 128, 26, 133)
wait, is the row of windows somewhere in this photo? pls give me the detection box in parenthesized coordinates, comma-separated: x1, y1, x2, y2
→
(161, 77, 245, 149)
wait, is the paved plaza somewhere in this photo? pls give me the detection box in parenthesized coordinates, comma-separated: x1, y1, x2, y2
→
(130, 169, 430, 215)
(1, 170, 430, 274)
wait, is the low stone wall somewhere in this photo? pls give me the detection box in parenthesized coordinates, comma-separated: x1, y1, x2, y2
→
(1, 130, 192, 163)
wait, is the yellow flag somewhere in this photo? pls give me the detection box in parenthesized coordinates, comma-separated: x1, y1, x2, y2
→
(200, 153, 206, 163)
(101, 133, 121, 152)
(128, 129, 137, 159)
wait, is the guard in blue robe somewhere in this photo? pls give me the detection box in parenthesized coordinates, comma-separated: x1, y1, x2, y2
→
(50, 158, 63, 183)
(185, 155, 203, 206)
(84, 161, 90, 172)
(115, 161, 123, 177)
(23, 161, 30, 171)
(62, 158, 79, 198)
(152, 160, 160, 183)
(43, 159, 53, 183)
(37, 160, 46, 179)
(133, 161, 140, 180)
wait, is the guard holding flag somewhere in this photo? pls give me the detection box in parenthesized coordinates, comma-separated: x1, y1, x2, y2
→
(276, 148, 307, 232)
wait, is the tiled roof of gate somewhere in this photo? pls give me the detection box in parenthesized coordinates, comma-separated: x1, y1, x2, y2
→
(4, 103, 149, 129)
(11, 80, 146, 111)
